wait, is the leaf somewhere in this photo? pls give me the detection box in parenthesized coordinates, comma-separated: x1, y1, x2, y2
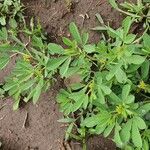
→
(137, 103, 150, 116)
(82, 32, 89, 45)
(47, 56, 68, 71)
(124, 34, 136, 44)
(84, 44, 96, 53)
(103, 123, 115, 137)
(126, 95, 135, 104)
(106, 63, 122, 81)
(127, 55, 145, 64)
(122, 17, 132, 36)
(122, 84, 131, 100)
(108, 92, 121, 104)
(62, 37, 72, 46)
(0, 55, 9, 70)
(32, 36, 44, 49)
(72, 95, 84, 112)
(141, 60, 149, 80)
(81, 114, 101, 127)
(114, 123, 123, 148)
(33, 78, 43, 104)
(13, 90, 21, 110)
(135, 117, 146, 130)
(143, 33, 150, 49)
(0, 28, 8, 40)
(97, 87, 105, 104)
(120, 120, 132, 143)
(65, 123, 74, 141)
(91, 26, 107, 31)
(143, 139, 149, 150)
(115, 68, 127, 83)
(83, 94, 89, 109)
(69, 22, 82, 44)
(95, 13, 104, 24)
(108, 0, 119, 9)
(0, 16, 6, 26)
(101, 85, 112, 95)
(9, 18, 17, 29)
(48, 43, 64, 55)
(132, 120, 142, 148)
(59, 57, 71, 78)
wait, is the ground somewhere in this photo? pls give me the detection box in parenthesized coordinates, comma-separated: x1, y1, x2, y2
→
(0, 0, 125, 149)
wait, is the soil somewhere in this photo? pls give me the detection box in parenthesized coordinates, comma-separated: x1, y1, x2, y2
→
(0, 0, 128, 149)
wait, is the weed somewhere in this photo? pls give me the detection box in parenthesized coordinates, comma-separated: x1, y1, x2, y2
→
(55, 20, 150, 149)
(108, 0, 150, 31)
(0, 0, 149, 149)
(0, 0, 24, 27)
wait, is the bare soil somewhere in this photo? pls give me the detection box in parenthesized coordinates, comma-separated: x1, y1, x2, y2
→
(0, 0, 127, 149)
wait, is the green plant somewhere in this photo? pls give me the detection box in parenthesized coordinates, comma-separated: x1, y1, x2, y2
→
(0, 0, 149, 149)
(55, 20, 150, 149)
(108, 0, 150, 31)
(0, 21, 68, 110)
(0, 0, 24, 27)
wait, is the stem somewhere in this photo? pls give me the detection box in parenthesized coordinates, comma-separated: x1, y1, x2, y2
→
(133, 26, 149, 44)
(140, 93, 150, 100)
(82, 139, 87, 150)
(117, 8, 141, 18)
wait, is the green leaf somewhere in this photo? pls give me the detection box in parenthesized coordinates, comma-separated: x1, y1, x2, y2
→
(32, 35, 44, 49)
(82, 32, 89, 45)
(59, 57, 71, 78)
(69, 22, 82, 44)
(127, 55, 145, 64)
(120, 120, 132, 143)
(132, 120, 142, 148)
(122, 17, 132, 36)
(47, 56, 68, 71)
(83, 94, 89, 109)
(13, 90, 21, 110)
(101, 85, 112, 95)
(0, 55, 9, 70)
(115, 68, 127, 83)
(0, 16, 6, 26)
(106, 63, 122, 81)
(82, 114, 101, 127)
(103, 123, 115, 137)
(62, 37, 72, 46)
(108, 92, 121, 104)
(108, 0, 119, 9)
(65, 123, 74, 141)
(122, 84, 131, 100)
(0, 28, 8, 40)
(97, 87, 105, 104)
(143, 33, 150, 49)
(9, 18, 17, 29)
(33, 78, 43, 104)
(72, 95, 84, 112)
(126, 95, 135, 104)
(143, 139, 149, 150)
(114, 123, 123, 148)
(84, 44, 96, 53)
(124, 34, 136, 44)
(141, 60, 149, 80)
(48, 43, 64, 55)
(137, 103, 150, 116)
(135, 117, 146, 130)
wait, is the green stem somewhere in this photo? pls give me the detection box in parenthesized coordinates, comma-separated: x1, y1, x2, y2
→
(117, 8, 141, 18)
(82, 139, 87, 150)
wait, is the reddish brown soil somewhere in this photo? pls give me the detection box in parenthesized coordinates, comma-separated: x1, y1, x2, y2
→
(0, 0, 127, 149)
